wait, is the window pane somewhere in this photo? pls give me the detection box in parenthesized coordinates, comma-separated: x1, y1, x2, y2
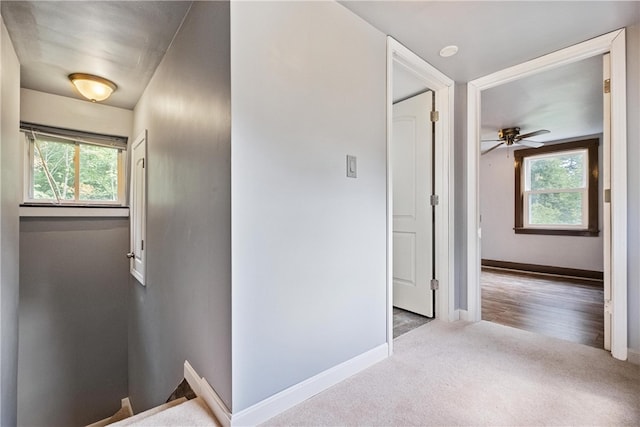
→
(527, 151, 585, 191)
(79, 145, 119, 201)
(529, 192, 583, 226)
(32, 140, 75, 200)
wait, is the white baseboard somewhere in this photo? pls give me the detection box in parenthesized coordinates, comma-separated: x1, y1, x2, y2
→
(456, 309, 470, 321)
(231, 343, 388, 426)
(184, 361, 232, 427)
(628, 348, 640, 365)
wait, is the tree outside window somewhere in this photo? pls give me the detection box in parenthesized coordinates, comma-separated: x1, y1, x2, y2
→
(514, 139, 599, 237)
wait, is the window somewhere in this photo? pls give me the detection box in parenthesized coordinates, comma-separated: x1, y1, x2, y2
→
(21, 122, 127, 205)
(514, 139, 599, 236)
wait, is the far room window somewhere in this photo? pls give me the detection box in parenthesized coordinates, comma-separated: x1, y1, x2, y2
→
(21, 122, 127, 205)
(514, 139, 599, 237)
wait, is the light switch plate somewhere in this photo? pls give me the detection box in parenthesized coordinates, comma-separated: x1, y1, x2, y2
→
(346, 155, 357, 178)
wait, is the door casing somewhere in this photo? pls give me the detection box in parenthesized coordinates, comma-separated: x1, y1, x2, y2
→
(466, 29, 628, 360)
(386, 37, 456, 356)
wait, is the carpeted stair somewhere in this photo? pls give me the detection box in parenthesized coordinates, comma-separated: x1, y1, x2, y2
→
(87, 379, 220, 427)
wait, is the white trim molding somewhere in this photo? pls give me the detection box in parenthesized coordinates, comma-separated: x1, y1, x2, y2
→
(386, 37, 456, 355)
(231, 343, 388, 426)
(184, 360, 232, 427)
(19, 206, 129, 217)
(466, 29, 627, 360)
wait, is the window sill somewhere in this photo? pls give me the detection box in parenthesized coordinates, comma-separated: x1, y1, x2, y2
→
(514, 227, 599, 237)
(20, 205, 129, 218)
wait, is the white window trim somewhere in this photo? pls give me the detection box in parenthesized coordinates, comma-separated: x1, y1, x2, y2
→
(21, 126, 127, 207)
(19, 206, 129, 218)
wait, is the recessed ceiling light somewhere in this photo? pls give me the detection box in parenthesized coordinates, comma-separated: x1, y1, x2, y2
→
(439, 45, 459, 58)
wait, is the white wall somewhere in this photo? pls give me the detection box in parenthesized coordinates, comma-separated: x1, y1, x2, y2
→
(20, 88, 133, 138)
(231, 1, 387, 412)
(480, 136, 604, 272)
(0, 15, 21, 427)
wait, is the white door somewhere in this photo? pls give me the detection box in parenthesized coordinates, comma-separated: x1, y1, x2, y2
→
(392, 91, 434, 317)
(129, 130, 147, 285)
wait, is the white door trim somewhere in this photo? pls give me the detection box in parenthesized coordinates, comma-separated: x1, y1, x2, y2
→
(466, 29, 628, 360)
(387, 37, 456, 355)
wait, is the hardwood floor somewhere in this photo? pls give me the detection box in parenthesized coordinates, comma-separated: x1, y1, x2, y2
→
(481, 267, 604, 349)
(393, 307, 433, 338)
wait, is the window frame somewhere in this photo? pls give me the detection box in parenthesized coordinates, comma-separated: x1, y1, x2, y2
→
(514, 138, 599, 237)
(21, 122, 128, 207)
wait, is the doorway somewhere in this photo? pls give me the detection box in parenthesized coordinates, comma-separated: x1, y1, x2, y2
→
(466, 29, 628, 360)
(477, 55, 607, 349)
(386, 37, 455, 351)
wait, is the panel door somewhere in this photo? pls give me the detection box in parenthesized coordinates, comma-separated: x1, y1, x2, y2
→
(392, 91, 434, 317)
(130, 130, 147, 285)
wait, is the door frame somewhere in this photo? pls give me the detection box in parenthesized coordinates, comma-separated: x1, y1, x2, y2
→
(466, 29, 628, 360)
(386, 37, 455, 355)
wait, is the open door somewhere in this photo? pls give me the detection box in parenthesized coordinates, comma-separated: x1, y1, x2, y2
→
(392, 91, 434, 317)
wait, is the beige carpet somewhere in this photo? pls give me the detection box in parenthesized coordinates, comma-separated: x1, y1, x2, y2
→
(263, 320, 640, 426)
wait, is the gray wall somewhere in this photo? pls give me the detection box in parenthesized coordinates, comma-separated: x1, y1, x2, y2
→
(231, 1, 387, 411)
(480, 136, 604, 272)
(454, 83, 468, 310)
(625, 24, 640, 353)
(18, 218, 129, 427)
(130, 1, 232, 411)
(0, 15, 20, 427)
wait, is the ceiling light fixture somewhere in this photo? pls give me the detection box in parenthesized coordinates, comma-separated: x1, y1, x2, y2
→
(68, 73, 117, 102)
(439, 45, 459, 58)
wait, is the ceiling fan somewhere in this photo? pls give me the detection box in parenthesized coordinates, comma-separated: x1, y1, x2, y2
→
(481, 127, 550, 155)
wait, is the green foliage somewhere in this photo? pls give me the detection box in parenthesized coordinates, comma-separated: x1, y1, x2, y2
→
(528, 152, 584, 191)
(529, 193, 582, 225)
(79, 145, 118, 200)
(526, 150, 586, 226)
(32, 138, 118, 202)
(33, 140, 75, 200)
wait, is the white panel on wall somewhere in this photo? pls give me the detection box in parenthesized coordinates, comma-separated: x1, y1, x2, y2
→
(129, 129, 147, 286)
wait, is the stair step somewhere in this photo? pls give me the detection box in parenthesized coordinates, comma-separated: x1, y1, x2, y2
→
(109, 397, 187, 426)
(86, 398, 133, 427)
(124, 397, 219, 427)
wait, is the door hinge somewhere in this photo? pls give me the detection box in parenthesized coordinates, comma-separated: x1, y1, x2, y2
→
(430, 279, 439, 290)
(604, 188, 611, 203)
(141, 240, 144, 250)
(430, 110, 439, 122)
(142, 158, 145, 168)
(430, 194, 439, 206)
(604, 79, 611, 94)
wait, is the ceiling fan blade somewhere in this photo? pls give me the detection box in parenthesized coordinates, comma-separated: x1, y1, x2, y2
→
(516, 140, 544, 148)
(481, 142, 503, 155)
(517, 129, 550, 140)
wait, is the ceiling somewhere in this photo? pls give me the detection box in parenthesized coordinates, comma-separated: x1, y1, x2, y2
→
(0, 1, 191, 109)
(480, 54, 604, 148)
(1, 1, 638, 143)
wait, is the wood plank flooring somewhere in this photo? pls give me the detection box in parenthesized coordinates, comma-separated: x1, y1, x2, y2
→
(481, 268, 604, 349)
(393, 307, 433, 338)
